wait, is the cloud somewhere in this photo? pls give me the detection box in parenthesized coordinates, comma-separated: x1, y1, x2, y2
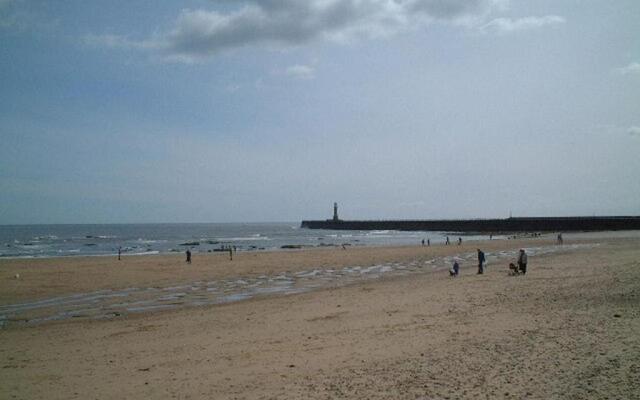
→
(90, 0, 507, 62)
(285, 64, 316, 80)
(83, 34, 153, 50)
(615, 62, 640, 76)
(480, 15, 565, 34)
(408, 0, 508, 23)
(628, 126, 640, 138)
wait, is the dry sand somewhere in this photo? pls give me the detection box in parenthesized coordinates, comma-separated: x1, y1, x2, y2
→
(1, 234, 639, 399)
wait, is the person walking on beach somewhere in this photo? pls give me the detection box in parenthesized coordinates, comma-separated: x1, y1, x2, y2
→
(517, 249, 528, 275)
(421, 239, 425, 246)
(118, 246, 121, 261)
(186, 248, 192, 264)
(445, 236, 450, 245)
(458, 237, 462, 245)
(557, 233, 563, 245)
(427, 239, 430, 246)
(477, 249, 485, 274)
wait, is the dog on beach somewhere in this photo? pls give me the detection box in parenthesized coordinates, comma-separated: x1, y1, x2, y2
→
(508, 263, 520, 276)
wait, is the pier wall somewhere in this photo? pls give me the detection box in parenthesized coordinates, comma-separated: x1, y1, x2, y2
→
(300, 216, 640, 232)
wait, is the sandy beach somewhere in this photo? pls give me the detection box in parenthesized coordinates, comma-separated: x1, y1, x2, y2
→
(1, 233, 639, 399)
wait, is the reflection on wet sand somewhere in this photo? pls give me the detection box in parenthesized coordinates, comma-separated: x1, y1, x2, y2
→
(0, 244, 596, 328)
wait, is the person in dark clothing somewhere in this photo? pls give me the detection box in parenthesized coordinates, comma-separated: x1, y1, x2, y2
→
(477, 249, 485, 274)
(517, 249, 528, 275)
(450, 260, 460, 277)
(186, 249, 192, 264)
(445, 236, 450, 245)
(118, 246, 121, 261)
(457, 237, 462, 245)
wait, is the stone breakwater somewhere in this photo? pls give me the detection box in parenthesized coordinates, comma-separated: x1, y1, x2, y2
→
(301, 216, 640, 232)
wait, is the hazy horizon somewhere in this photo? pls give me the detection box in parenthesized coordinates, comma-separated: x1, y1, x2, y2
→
(1, 0, 639, 225)
(4, 212, 640, 227)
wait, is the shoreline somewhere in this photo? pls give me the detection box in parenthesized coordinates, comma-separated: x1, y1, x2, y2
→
(2, 229, 638, 261)
(0, 234, 491, 260)
(0, 220, 578, 260)
(0, 235, 563, 304)
(0, 241, 599, 328)
(2, 231, 638, 302)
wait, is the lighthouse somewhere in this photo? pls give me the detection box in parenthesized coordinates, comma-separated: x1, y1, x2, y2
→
(333, 202, 339, 221)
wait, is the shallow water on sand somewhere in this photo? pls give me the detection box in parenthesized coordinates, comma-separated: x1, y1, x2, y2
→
(0, 244, 596, 328)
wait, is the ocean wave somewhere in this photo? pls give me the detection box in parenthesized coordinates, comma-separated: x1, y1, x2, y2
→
(214, 236, 270, 241)
(365, 235, 395, 239)
(33, 235, 59, 240)
(136, 239, 168, 244)
(131, 250, 160, 256)
(17, 243, 50, 249)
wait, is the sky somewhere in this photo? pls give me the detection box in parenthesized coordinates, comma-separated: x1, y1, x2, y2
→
(0, 0, 639, 224)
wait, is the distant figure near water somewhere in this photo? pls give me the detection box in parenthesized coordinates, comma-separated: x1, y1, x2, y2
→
(557, 233, 563, 245)
(445, 236, 450, 245)
(457, 237, 462, 245)
(477, 249, 485, 274)
(421, 239, 425, 246)
(118, 246, 121, 261)
(427, 239, 430, 246)
(186, 249, 192, 264)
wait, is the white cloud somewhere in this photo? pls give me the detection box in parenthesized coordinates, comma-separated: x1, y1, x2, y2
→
(628, 126, 640, 138)
(90, 0, 508, 62)
(480, 15, 565, 34)
(285, 64, 316, 80)
(615, 62, 640, 76)
(83, 33, 157, 50)
(84, 34, 137, 48)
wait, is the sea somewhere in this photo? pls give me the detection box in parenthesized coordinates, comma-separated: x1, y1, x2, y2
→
(0, 223, 486, 259)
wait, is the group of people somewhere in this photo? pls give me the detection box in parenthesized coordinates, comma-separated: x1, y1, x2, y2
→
(185, 245, 235, 263)
(450, 248, 528, 277)
(423, 236, 463, 246)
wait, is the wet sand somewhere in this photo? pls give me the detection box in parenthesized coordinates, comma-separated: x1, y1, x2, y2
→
(0, 237, 560, 304)
(1, 233, 639, 399)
